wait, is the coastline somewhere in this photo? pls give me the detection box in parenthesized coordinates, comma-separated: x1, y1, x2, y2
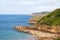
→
(14, 12, 60, 40)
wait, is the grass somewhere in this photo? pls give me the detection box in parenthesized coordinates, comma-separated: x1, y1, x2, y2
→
(37, 8, 60, 26)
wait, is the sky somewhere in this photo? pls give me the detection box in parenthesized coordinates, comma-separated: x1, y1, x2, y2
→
(0, 0, 60, 14)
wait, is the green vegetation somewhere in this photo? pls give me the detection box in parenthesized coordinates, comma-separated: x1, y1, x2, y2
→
(56, 37, 60, 40)
(37, 8, 60, 26)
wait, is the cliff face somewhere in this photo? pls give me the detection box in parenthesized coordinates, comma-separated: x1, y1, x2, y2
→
(29, 16, 41, 23)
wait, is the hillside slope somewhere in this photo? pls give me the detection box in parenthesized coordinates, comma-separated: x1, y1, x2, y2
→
(37, 8, 60, 26)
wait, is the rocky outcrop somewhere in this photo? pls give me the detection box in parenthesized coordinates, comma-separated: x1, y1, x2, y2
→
(14, 25, 60, 40)
(28, 16, 41, 24)
(15, 26, 56, 38)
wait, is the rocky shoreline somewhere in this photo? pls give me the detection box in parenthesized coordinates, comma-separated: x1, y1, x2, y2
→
(14, 26, 58, 40)
(14, 8, 60, 40)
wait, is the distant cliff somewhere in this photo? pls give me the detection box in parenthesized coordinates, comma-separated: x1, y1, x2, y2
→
(29, 11, 50, 23)
(30, 11, 50, 16)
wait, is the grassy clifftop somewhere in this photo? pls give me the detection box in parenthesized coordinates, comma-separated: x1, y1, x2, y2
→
(37, 8, 60, 26)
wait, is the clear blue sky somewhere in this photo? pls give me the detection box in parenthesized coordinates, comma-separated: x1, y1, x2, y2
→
(0, 0, 60, 14)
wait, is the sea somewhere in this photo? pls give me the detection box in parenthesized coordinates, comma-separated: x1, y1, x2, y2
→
(0, 15, 36, 40)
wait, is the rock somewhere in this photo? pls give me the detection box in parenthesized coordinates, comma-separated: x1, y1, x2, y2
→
(15, 26, 56, 38)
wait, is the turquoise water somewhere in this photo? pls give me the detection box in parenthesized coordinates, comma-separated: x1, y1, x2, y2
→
(0, 15, 35, 40)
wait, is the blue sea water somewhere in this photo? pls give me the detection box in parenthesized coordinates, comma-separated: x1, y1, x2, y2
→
(0, 15, 35, 40)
